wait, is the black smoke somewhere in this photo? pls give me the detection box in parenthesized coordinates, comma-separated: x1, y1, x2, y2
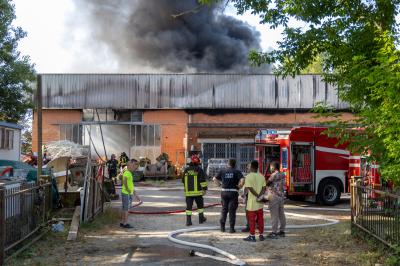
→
(74, 0, 268, 73)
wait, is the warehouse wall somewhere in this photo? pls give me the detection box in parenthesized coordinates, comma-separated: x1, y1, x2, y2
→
(143, 110, 188, 166)
(32, 110, 82, 152)
(32, 109, 355, 168)
(187, 112, 356, 150)
(191, 112, 355, 124)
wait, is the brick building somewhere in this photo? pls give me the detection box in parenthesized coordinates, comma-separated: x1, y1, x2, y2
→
(32, 74, 351, 171)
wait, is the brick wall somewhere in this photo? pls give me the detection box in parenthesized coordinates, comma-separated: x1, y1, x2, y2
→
(191, 112, 355, 124)
(144, 110, 188, 165)
(32, 109, 82, 152)
(187, 112, 356, 149)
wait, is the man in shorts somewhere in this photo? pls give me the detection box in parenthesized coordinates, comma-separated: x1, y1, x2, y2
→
(120, 159, 141, 229)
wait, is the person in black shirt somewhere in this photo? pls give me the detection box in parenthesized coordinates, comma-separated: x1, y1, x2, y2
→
(214, 159, 244, 233)
(106, 154, 118, 180)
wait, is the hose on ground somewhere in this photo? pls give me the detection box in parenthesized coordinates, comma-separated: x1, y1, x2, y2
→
(167, 208, 341, 266)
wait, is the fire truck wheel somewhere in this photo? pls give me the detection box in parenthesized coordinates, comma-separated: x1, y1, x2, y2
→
(318, 179, 341, 206)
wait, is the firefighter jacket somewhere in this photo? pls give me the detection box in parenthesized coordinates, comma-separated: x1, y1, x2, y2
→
(182, 165, 208, 197)
(118, 154, 129, 169)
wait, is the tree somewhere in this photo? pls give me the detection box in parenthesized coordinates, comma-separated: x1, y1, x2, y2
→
(300, 54, 324, 74)
(0, 0, 35, 123)
(20, 110, 32, 153)
(200, 0, 400, 184)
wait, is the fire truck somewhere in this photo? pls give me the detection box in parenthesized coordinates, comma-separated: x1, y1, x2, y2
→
(255, 127, 381, 205)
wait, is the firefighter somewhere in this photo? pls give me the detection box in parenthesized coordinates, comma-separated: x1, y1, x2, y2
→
(107, 154, 118, 180)
(118, 152, 130, 171)
(183, 154, 208, 226)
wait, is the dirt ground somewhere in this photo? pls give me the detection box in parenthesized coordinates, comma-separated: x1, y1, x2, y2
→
(7, 180, 389, 266)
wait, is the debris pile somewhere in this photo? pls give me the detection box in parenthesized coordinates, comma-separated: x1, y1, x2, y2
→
(46, 141, 89, 161)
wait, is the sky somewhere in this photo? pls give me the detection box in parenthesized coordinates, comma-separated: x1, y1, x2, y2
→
(12, 0, 285, 73)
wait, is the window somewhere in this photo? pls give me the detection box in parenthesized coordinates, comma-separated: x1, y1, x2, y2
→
(0, 128, 14, 150)
(130, 125, 160, 147)
(142, 125, 148, 146)
(154, 126, 161, 146)
(0, 127, 4, 149)
(84, 109, 138, 122)
(82, 109, 95, 121)
(8, 130, 13, 149)
(135, 125, 142, 146)
(281, 148, 288, 169)
(148, 125, 154, 146)
(131, 111, 143, 122)
(60, 124, 82, 144)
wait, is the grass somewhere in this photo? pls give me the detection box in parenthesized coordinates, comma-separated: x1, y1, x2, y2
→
(79, 207, 120, 233)
(6, 207, 121, 266)
(275, 221, 392, 265)
(6, 224, 70, 266)
(352, 224, 400, 266)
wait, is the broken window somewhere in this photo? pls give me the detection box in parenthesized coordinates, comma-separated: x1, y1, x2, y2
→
(82, 109, 95, 121)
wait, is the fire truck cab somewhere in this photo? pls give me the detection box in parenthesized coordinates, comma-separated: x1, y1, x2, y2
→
(256, 127, 353, 205)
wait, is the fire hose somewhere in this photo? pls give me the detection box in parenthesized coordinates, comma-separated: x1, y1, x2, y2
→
(167, 209, 341, 266)
(128, 200, 346, 265)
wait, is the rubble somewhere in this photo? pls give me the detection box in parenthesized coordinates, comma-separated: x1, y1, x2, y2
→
(45, 140, 89, 161)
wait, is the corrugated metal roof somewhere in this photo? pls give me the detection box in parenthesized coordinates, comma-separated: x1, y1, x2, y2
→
(39, 74, 348, 110)
(0, 121, 23, 130)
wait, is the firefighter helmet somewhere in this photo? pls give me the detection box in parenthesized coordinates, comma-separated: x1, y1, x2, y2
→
(190, 154, 200, 165)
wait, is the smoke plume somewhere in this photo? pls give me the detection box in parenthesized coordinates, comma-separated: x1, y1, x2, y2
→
(74, 0, 268, 73)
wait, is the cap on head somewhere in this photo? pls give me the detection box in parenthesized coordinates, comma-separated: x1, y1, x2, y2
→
(190, 154, 200, 165)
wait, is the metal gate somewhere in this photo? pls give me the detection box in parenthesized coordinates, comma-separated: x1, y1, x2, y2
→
(202, 143, 254, 173)
(239, 145, 255, 172)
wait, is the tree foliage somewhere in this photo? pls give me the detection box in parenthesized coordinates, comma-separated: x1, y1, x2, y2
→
(0, 0, 35, 123)
(200, 0, 400, 184)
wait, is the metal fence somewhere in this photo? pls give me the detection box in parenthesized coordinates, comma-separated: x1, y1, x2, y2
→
(351, 182, 400, 247)
(0, 182, 52, 265)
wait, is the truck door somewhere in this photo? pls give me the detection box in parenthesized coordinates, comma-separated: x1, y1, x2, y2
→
(290, 142, 314, 193)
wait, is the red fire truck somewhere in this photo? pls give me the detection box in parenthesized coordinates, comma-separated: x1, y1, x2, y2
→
(255, 127, 381, 205)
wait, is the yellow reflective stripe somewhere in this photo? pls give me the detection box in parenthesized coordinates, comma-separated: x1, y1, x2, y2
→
(194, 174, 198, 193)
(184, 174, 188, 194)
(200, 182, 207, 188)
(198, 208, 204, 213)
(186, 210, 192, 215)
(185, 191, 203, 196)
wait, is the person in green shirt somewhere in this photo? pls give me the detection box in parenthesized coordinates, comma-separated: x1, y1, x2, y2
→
(120, 159, 141, 229)
(243, 160, 266, 242)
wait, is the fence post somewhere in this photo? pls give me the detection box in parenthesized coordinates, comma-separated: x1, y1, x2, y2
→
(0, 189, 5, 266)
(350, 176, 354, 223)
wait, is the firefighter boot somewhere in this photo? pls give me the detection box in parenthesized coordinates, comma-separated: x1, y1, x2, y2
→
(199, 213, 207, 224)
(220, 222, 225, 232)
(186, 215, 192, 226)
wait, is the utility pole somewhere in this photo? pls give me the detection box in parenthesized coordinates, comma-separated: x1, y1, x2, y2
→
(37, 75, 42, 182)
